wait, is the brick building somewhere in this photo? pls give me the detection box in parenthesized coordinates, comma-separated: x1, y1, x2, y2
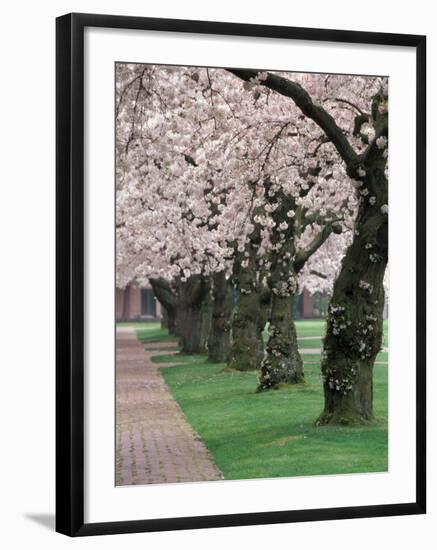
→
(116, 285, 162, 321)
(116, 284, 322, 322)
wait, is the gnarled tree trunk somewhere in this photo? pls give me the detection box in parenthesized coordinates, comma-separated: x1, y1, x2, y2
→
(208, 271, 233, 362)
(228, 252, 266, 371)
(177, 275, 211, 354)
(257, 228, 304, 390)
(318, 161, 388, 425)
(149, 277, 178, 336)
(256, 182, 337, 391)
(256, 185, 305, 390)
(258, 292, 304, 390)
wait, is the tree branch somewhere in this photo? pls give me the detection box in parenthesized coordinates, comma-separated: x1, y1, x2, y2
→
(332, 97, 365, 115)
(310, 269, 328, 280)
(226, 69, 358, 169)
(149, 278, 177, 312)
(180, 275, 210, 306)
(294, 224, 338, 273)
(302, 209, 345, 228)
(360, 117, 388, 167)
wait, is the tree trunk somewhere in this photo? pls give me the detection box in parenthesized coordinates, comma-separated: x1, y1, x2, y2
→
(257, 185, 304, 390)
(259, 287, 272, 329)
(228, 254, 265, 371)
(161, 307, 168, 330)
(177, 275, 211, 354)
(208, 271, 233, 362)
(258, 293, 304, 390)
(160, 307, 177, 334)
(166, 308, 177, 335)
(200, 291, 212, 351)
(175, 303, 186, 339)
(257, 234, 304, 390)
(180, 302, 206, 353)
(317, 163, 388, 425)
(149, 278, 178, 336)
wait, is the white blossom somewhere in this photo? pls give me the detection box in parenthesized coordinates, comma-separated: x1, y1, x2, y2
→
(376, 136, 388, 150)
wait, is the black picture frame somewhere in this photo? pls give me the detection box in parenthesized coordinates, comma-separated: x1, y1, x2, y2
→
(56, 12, 426, 537)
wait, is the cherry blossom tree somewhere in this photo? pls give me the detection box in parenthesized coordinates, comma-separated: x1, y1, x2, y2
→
(227, 69, 388, 422)
(115, 63, 388, 418)
(195, 69, 356, 385)
(115, 64, 231, 355)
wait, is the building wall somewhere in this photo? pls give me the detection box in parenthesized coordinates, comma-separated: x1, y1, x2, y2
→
(117, 285, 322, 321)
(115, 288, 124, 320)
(300, 289, 316, 318)
(116, 285, 162, 321)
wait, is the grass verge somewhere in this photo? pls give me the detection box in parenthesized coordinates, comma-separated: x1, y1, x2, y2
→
(159, 355, 388, 480)
(135, 321, 388, 481)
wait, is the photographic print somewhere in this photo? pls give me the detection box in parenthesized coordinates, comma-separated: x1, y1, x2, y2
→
(56, 13, 426, 535)
(115, 63, 389, 487)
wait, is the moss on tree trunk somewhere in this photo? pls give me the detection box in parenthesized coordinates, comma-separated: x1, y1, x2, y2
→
(257, 236, 304, 390)
(208, 271, 232, 362)
(258, 293, 304, 390)
(228, 253, 266, 371)
(317, 162, 388, 425)
(256, 186, 305, 390)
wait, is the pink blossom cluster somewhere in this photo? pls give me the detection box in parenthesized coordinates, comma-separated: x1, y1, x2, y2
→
(115, 63, 388, 294)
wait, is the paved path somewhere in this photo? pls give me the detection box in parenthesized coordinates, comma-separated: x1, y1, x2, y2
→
(116, 328, 223, 486)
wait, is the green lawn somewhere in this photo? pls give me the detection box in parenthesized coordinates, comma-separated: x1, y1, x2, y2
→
(132, 319, 388, 359)
(135, 324, 178, 344)
(118, 320, 165, 330)
(297, 338, 323, 349)
(136, 320, 389, 481)
(294, 320, 327, 337)
(159, 355, 388, 480)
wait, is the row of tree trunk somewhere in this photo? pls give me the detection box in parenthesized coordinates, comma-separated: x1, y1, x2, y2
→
(150, 270, 306, 378)
(150, 207, 387, 427)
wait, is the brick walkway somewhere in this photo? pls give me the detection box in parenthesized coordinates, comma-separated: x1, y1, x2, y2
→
(115, 328, 223, 486)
